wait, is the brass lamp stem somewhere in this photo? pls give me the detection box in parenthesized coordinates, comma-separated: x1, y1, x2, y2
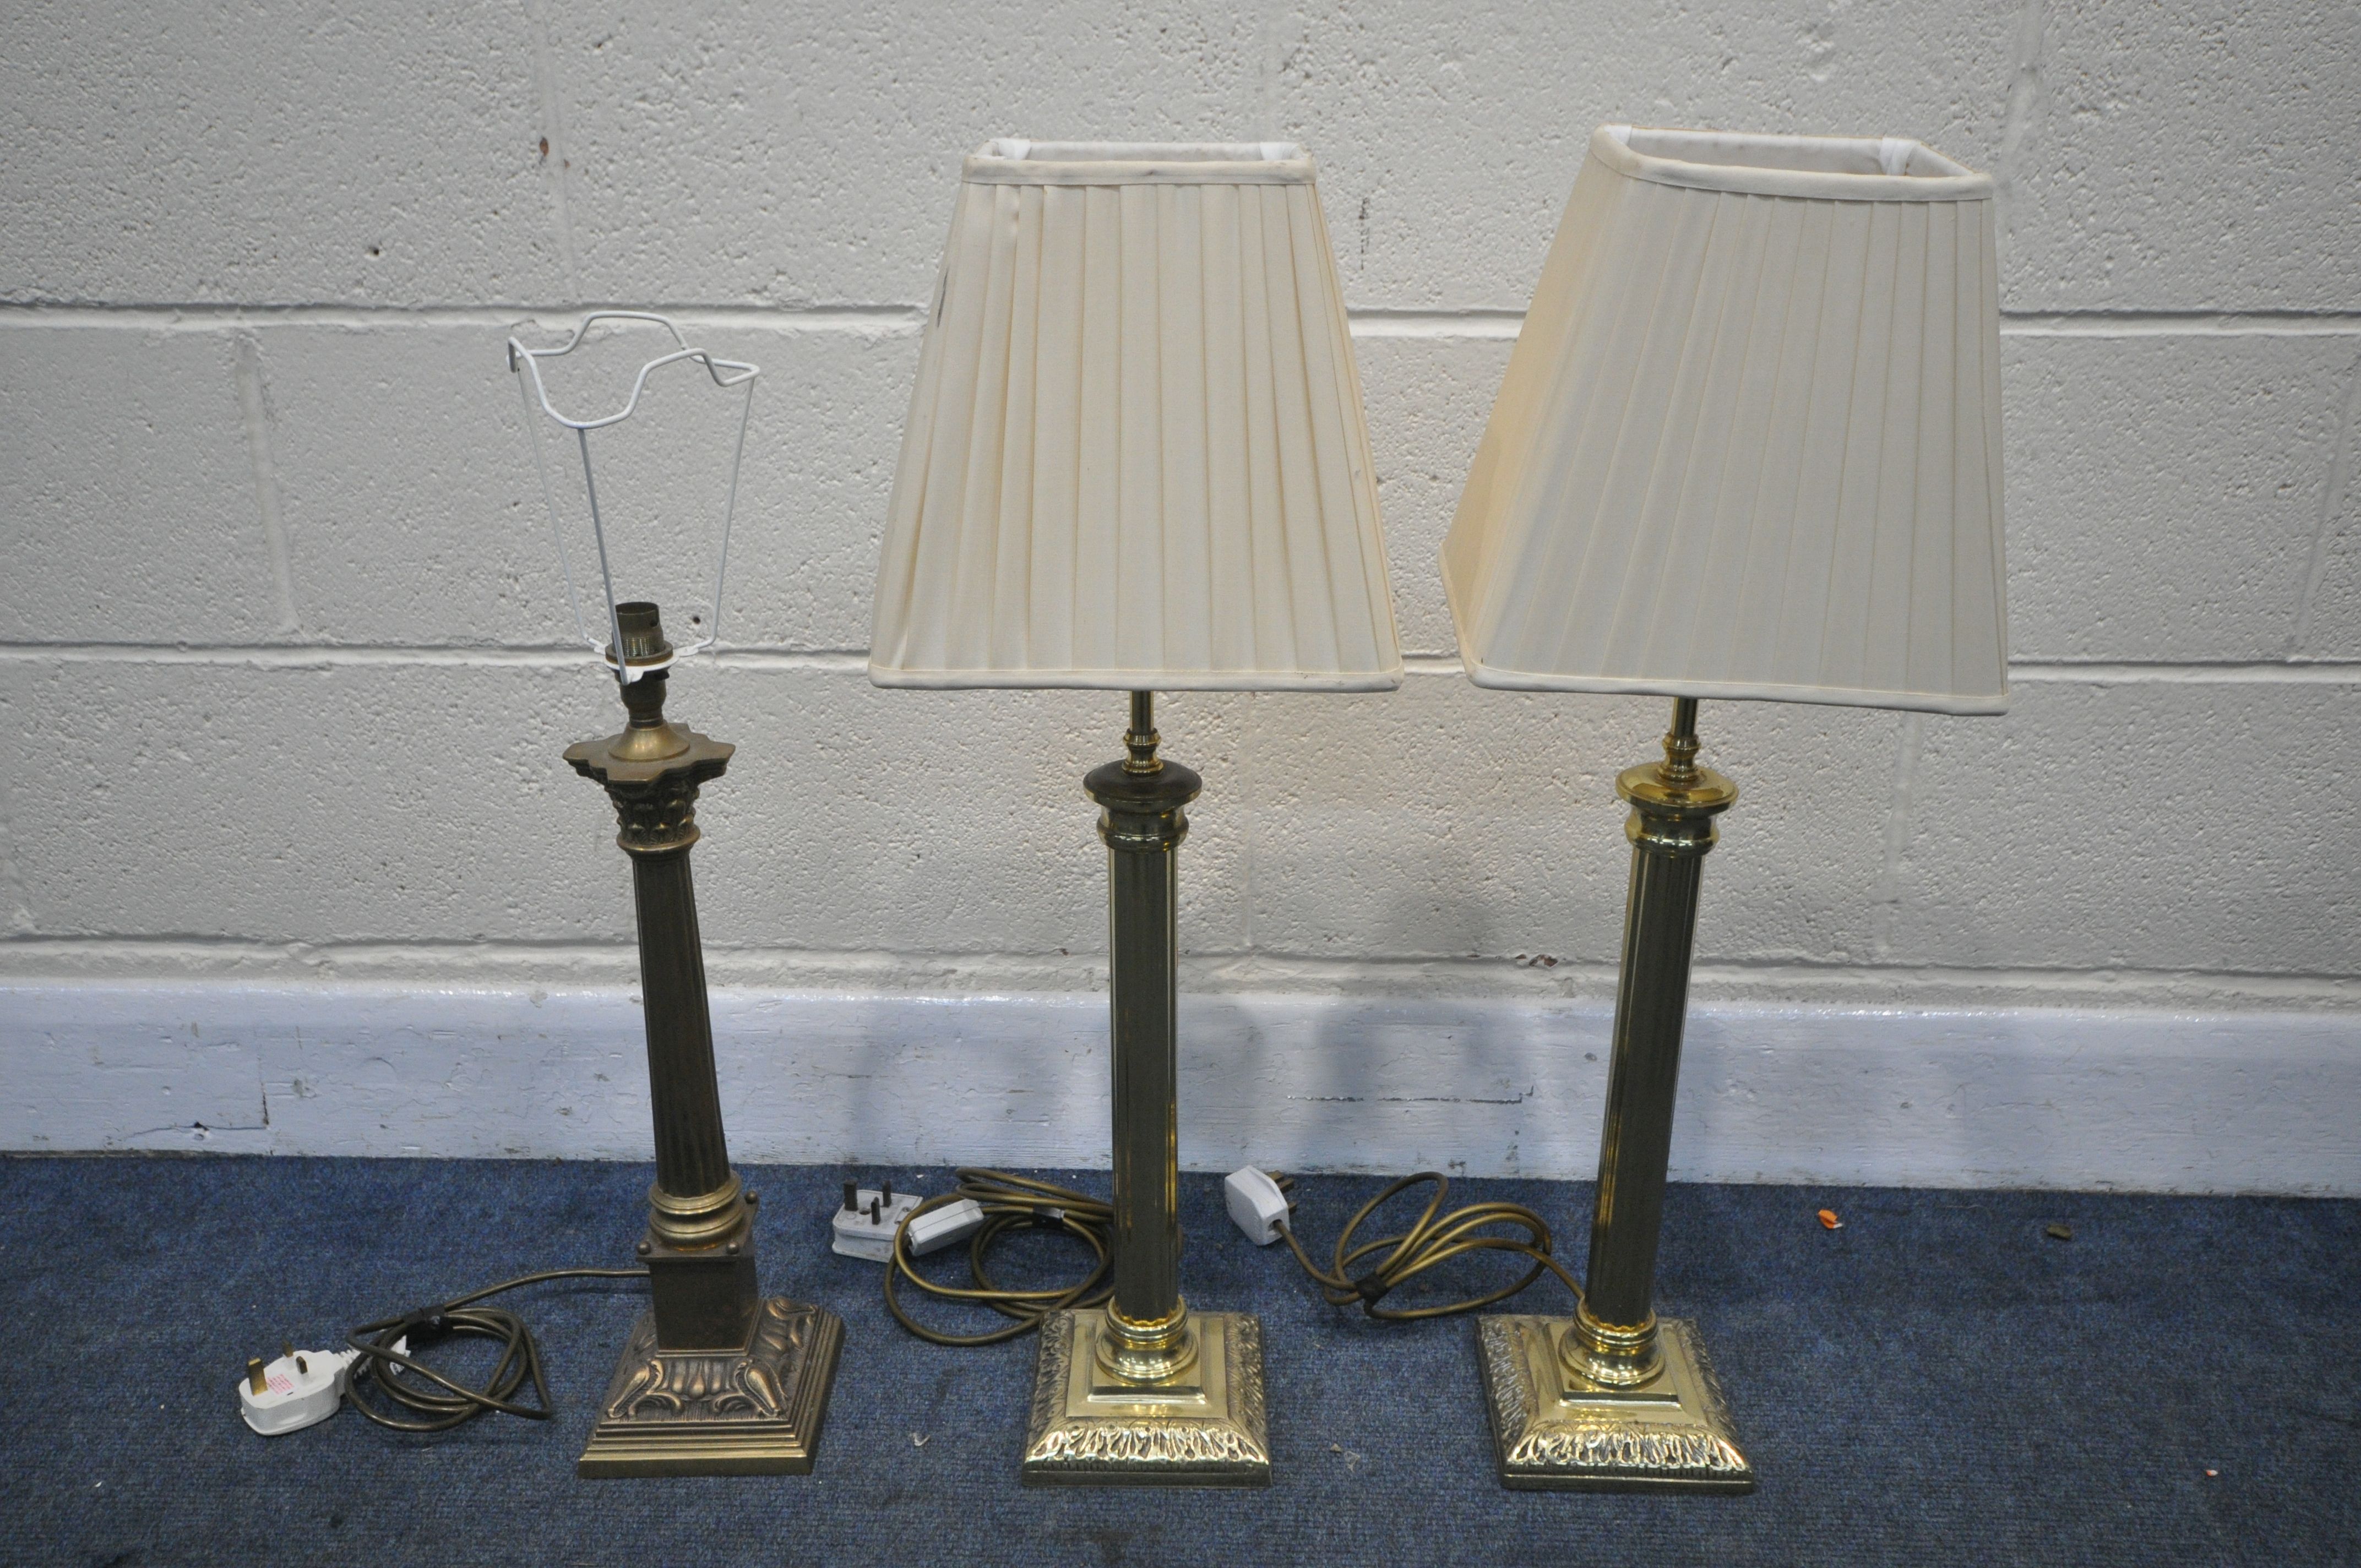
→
(1661, 696, 1701, 786)
(1563, 696, 1737, 1390)
(1123, 689, 1162, 774)
(1021, 693, 1269, 1485)
(564, 601, 841, 1477)
(1089, 690, 1197, 1382)
(567, 651, 746, 1268)
(1473, 694, 1751, 1490)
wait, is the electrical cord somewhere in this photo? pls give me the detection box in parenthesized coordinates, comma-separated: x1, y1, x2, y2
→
(342, 1266, 648, 1433)
(884, 1169, 1116, 1346)
(881, 1165, 1579, 1344)
(1268, 1171, 1584, 1321)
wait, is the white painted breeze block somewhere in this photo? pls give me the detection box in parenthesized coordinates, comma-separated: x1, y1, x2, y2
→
(7, 983, 2354, 1196)
(1, 3, 2356, 1190)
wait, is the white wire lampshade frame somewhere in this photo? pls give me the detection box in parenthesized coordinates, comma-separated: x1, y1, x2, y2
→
(507, 311, 758, 684)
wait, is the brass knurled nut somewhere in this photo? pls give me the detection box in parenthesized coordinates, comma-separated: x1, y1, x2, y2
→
(1106, 1298, 1190, 1348)
(1618, 761, 1737, 858)
(646, 1172, 747, 1248)
(1566, 1300, 1666, 1388)
(617, 824, 703, 856)
(1097, 1299, 1201, 1383)
(1086, 756, 1202, 852)
(1098, 809, 1188, 853)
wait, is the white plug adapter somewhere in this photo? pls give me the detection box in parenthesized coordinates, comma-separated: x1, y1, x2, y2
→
(831, 1184, 922, 1261)
(237, 1336, 403, 1436)
(1225, 1166, 1290, 1245)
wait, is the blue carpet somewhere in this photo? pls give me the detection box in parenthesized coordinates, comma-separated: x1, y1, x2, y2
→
(2, 1156, 2354, 1566)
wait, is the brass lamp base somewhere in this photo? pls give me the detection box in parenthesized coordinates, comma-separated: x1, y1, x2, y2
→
(1476, 1314, 1754, 1492)
(577, 1296, 844, 1477)
(1020, 1310, 1271, 1487)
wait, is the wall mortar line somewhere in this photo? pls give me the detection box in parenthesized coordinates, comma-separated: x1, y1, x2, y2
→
(1994, 0, 2048, 270)
(4, 302, 2358, 339)
(2291, 350, 2361, 655)
(521, 0, 581, 298)
(0, 935, 2352, 1000)
(1871, 713, 1926, 959)
(0, 758, 28, 937)
(2, 644, 2357, 683)
(231, 335, 300, 635)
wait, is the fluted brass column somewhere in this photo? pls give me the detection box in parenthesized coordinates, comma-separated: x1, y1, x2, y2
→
(1092, 690, 1198, 1384)
(1021, 692, 1271, 1488)
(627, 841, 743, 1253)
(1475, 698, 1755, 1491)
(1565, 695, 1727, 1387)
(567, 602, 842, 1478)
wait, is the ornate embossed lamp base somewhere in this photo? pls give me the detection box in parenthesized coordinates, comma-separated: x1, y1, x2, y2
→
(1021, 1310, 1271, 1487)
(1476, 1314, 1754, 1493)
(578, 1297, 844, 1477)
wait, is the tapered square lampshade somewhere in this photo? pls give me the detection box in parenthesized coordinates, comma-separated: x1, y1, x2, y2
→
(1443, 126, 2009, 714)
(871, 140, 1402, 692)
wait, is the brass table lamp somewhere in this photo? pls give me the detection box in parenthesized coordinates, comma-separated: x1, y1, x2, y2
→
(510, 314, 842, 1476)
(1442, 126, 2010, 1490)
(871, 140, 1403, 1485)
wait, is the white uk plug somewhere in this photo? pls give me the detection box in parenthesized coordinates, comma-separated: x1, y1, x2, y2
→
(1225, 1166, 1290, 1245)
(830, 1182, 922, 1261)
(237, 1336, 403, 1436)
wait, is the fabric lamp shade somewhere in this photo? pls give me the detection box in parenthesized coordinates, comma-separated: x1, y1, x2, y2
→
(870, 140, 1402, 692)
(1443, 126, 2009, 715)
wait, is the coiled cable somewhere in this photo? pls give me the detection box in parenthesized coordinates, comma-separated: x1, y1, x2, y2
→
(343, 1266, 648, 1433)
(1269, 1171, 1583, 1320)
(884, 1169, 1116, 1346)
(880, 1166, 1581, 1344)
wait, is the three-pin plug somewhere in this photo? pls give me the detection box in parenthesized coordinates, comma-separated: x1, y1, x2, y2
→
(237, 1336, 401, 1436)
(830, 1180, 922, 1261)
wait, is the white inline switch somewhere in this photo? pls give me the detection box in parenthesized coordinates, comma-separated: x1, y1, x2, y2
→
(830, 1180, 922, 1261)
(1225, 1166, 1290, 1245)
(903, 1197, 988, 1256)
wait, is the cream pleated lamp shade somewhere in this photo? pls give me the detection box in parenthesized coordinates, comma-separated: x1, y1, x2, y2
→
(870, 140, 1402, 692)
(1443, 126, 2009, 714)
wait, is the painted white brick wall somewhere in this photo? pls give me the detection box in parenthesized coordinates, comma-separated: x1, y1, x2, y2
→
(2, 1, 2355, 1188)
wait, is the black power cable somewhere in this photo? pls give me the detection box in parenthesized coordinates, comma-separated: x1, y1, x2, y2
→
(343, 1266, 648, 1433)
(1268, 1171, 1584, 1320)
(879, 1166, 1583, 1347)
(883, 1169, 1116, 1346)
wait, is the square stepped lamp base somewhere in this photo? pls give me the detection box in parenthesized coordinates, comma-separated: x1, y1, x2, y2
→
(577, 1296, 844, 1477)
(1021, 1310, 1271, 1487)
(1476, 1314, 1755, 1492)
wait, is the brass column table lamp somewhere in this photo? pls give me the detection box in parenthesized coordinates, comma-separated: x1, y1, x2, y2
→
(869, 140, 1403, 1485)
(1441, 126, 2010, 1489)
(509, 314, 842, 1476)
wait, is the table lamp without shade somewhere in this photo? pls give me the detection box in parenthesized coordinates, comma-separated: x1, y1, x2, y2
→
(1443, 124, 2008, 1490)
(510, 313, 844, 1477)
(872, 138, 1402, 1485)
